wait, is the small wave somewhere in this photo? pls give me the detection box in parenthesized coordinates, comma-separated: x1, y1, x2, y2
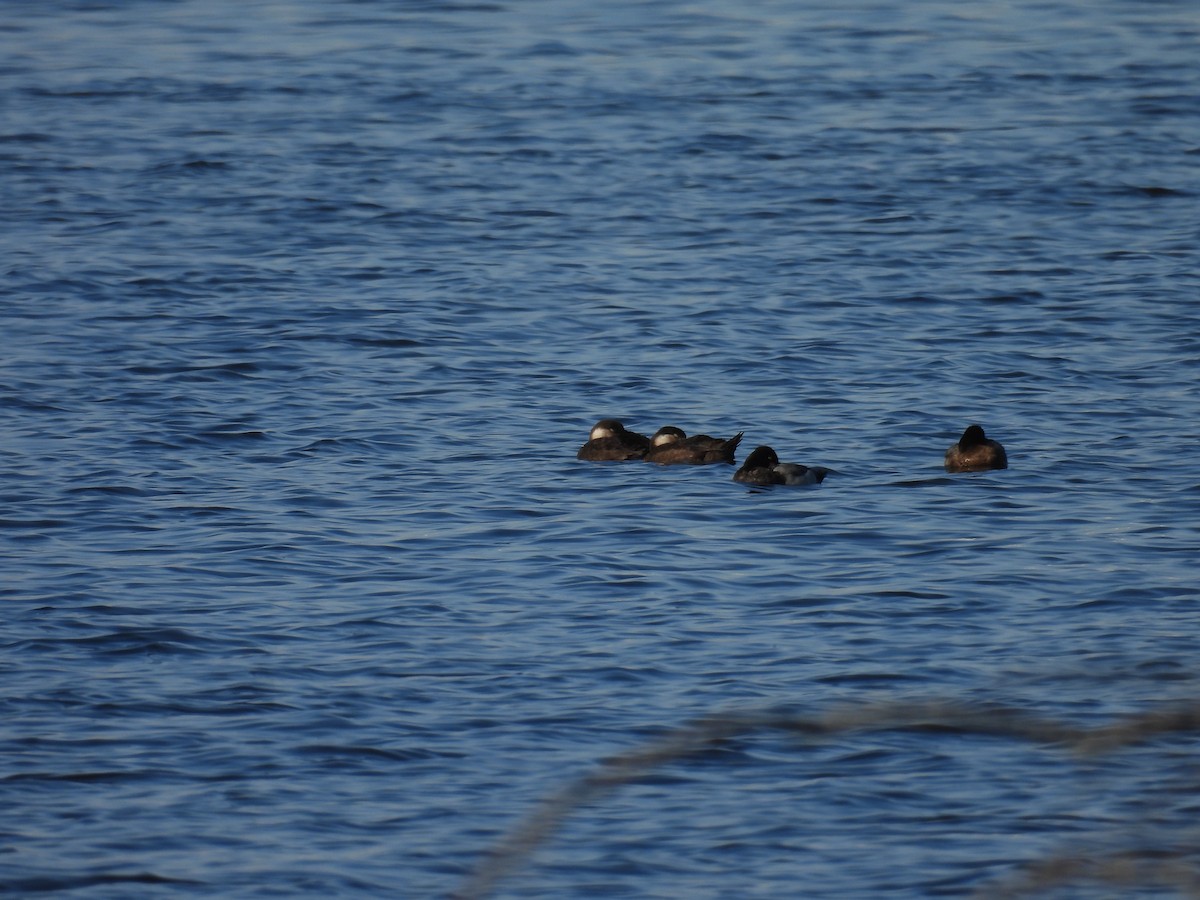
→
(194, 429, 270, 443)
(64, 483, 147, 498)
(14, 627, 221, 658)
(2, 769, 163, 785)
(491, 208, 566, 218)
(126, 361, 261, 378)
(0, 517, 68, 530)
(0, 131, 52, 143)
(297, 743, 461, 764)
(0, 871, 203, 893)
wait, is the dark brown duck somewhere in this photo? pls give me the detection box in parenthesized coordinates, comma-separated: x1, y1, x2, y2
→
(733, 445, 828, 486)
(943, 424, 1007, 473)
(577, 419, 651, 461)
(644, 426, 744, 465)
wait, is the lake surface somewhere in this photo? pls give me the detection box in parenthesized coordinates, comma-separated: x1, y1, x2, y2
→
(3, 0, 1200, 896)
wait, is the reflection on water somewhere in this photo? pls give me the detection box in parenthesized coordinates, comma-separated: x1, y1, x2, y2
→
(460, 699, 1200, 899)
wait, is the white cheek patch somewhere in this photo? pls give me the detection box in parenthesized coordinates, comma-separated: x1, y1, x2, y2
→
(653, 434, 677, 446)
(591, 426, 615, 440)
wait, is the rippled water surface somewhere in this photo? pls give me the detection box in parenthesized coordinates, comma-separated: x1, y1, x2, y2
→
(3, 1, 1200, 896)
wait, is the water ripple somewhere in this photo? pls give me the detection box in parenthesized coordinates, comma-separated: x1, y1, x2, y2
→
(3, 0, 1200, 896)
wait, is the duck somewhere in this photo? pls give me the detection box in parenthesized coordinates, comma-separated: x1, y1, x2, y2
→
(576, 419, 651, 461)
(643, 426, 744, 465)
(944, 424, 1007, 472)
(733, 445, 828, 486)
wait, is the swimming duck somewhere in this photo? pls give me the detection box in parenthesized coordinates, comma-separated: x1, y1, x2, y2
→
(644, 426, 744, 465)
(577, 419, 651, 461)
(944, 424, 1007, 472)
(733, 445, 828, 486)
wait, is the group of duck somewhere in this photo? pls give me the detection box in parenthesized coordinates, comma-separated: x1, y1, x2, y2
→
(577, 418, 1008, 485)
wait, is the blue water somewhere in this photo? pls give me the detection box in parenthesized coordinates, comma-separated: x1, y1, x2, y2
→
(3, 1, 1200, 896)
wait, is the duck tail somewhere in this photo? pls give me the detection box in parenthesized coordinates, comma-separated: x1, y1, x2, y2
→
(722, 431, 745, 463)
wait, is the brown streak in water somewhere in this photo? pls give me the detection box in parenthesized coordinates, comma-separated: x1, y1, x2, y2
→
(454, 700, 1200, 900)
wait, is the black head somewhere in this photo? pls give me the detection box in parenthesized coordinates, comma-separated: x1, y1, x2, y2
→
(959, 424, 987, 448)
(743, 445, 779, 468)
